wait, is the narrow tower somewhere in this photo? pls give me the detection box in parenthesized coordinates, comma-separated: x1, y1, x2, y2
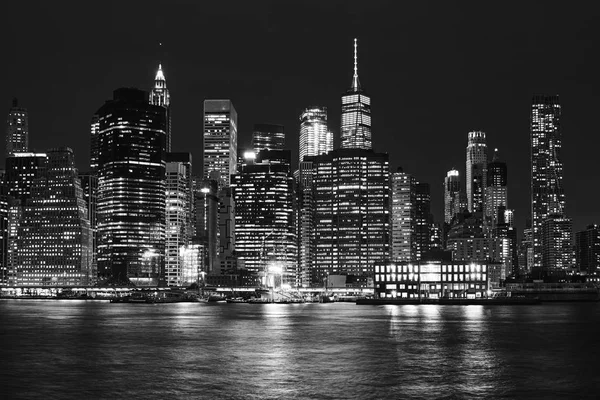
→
(150, 63, 172, 152)
(5, 98, 29, 156)
(466, 131, 487, 213)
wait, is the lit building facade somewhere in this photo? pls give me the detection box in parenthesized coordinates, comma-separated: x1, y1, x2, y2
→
(299, 107, 332, 165)
(150, 64, 172, 152)
(298, 160, 315, 287)
(95, 88, 167, 286)
(374, 260, 489, 299)
(390, 168, 414, 262)
(531, 95, 565, 268)
(485, 149, 508, 229)
(466, 131, 487, 213)
(165, 153, 193, 286)
(340, 39, 372, 150)
(444, 169, 461, 224)
(79, 173, 97, 277)
(312, 148, 389, 286)
(575, 225, 600, 275)
(231, 150, 297, 285)
(5, 98, 29, 156)
(203, 100, 237, 188)
(541, 214, 573, 271)
(252, 123, 285, 153)
(12, 148, 93, 286)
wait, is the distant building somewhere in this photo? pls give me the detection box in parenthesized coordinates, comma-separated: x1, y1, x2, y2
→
(95, 88, 167, 286)
(575, 225, 600, 275)
(299, 107, 332, 165)
(12, 148, 93, 286)
(79, 173, 97, 277)
(484, 149, 508, 230)
(444, 169, 460, 224)
(340, 38, 372, 150)
(5, 98, 29, 156)
(150, 64, 172, 152)
(531, 95, 565, 269)
(298, 159, 315, 287)
(252, 123, 285, 153)
(466, 131, 487, 213)
(541, 214, 573, 271)
(203, 100, 237, 188)
(192, 178, 218, 273)
(390, 168, 414, 262)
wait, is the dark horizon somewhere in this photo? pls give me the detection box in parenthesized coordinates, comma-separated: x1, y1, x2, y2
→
(2, 0, 599, 235)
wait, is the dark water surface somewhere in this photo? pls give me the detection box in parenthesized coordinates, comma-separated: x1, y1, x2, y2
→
(1, 300, 599, 399)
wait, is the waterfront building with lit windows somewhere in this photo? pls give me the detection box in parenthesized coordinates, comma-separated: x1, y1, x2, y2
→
(95, 88, 167, 286)
(374, 260, 489, 299)
(12, 148, 93, 286)
(575, 225, 600, 276)
(5, 98, 29, 156)
(444, 169, 461, 224)
(484, 149, 508, 230)
(203, 100, 237, 188)
(311, 148, 389, 286)
(299, 107, 332, 165)
(531, 95, 565, 269)
(252, 123, 285, 153)
(150, 63, 172, 152)
(165, 153, 193, 286)
(466, 131, 487, 213)
(340, 39, 371, 150)
(541, 214, 573, 271)
(231, 149, 297, 286)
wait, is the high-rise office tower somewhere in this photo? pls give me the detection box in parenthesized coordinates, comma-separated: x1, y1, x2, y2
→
(150, 64, 171, 152)
(340, 39, 372, 150)
(13, 148, 93, 286)
(299, 107, 332, 165)
(79, 173, 98, 278)
(485, 149, 508, 229)
(531, 95, 565, 268)
(5, 98, 29, 156)
(0, 174, 8, 285)
(444, 169, 461, 224)
(541, 214, 573, 270)
(390, 168, 414, 261)
(89, 114, 100, 173)
(298, 159, 315, 287)
(312, 148, 389, 286)
(575, 225, 600, 275)
(95, 88, 167, 286)
(193, 177, 218, 273)
(203, 100, 237, 188)
(414, 182, 433, 260)
(231, 150, 297, 285)
(165, 153, 194, 286)
(252, 124, 285, 153)
(466, 131, 487, 213)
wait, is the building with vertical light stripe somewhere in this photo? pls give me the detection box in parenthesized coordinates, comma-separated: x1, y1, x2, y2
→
(340, 39, 371, 150)
(203, 100, 237, 189)
(252, 123, 285, 153)
(466, 131, 487, 213)
(299, 107, 332, 165)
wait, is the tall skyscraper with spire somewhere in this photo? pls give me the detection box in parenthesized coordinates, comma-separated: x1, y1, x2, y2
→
(531, 95, 566, 269)
(5, 98, 29, 156)
(466, 131, 487, 213)
(150, 64, 171, 152)
(340, 38, 372, 150)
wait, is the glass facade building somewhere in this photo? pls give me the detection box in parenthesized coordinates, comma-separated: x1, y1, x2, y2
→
(444, 169, 461, 224)
(484, 149, 508, 229)
(252, 123, 285, 153)
(203, 100, 237, 188)
(5, 98, 29, 156)
(95, 88, 167, 286)
(466, 131, 487, 213)
(299, 107, 332, 166)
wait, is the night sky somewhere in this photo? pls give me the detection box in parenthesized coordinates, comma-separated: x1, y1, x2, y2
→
(2, 1, 599, 235)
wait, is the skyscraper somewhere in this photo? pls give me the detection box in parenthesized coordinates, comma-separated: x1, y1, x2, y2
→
(466, 131, 487, 213)
(252, 123, 285, 153)
(165, 153, 193, 286)
(299, 107, 332, 165)
(531, 95, 565, 268)
(298, 159, 315, 287)
(95, 88, 167, 286)
(484, 149, 508, 229)
(150, 64, 172, 152)
(203, 100, 237, 188)
(444, 169, 461, 224)
(390, 168, 414, 262)
(575, 225, 600, 275)
(312, 148, 389, 286)
(340, 39, 372, 150)
(231, 150, 297, 285)
(541, 214, 573, 270)
(13, 148, 93, 286)
(5, 98, 29, 156)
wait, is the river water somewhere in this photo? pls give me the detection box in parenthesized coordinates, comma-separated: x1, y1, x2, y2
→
(0, 300, 598, 399)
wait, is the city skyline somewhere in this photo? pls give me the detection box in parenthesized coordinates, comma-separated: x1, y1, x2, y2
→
(2, 1, 600, 235)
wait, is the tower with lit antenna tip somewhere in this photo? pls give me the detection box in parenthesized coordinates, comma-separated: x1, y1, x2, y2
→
(150, 62, 172, 152)
(340, 38, 372, 150)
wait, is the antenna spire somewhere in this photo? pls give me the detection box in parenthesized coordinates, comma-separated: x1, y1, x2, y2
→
(351, 38, 361, 91)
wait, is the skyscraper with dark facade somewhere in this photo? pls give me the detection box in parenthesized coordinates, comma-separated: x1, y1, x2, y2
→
(150, 64, 172, 152)
(13, 148, 93, 286)
(5, 98, 29, 156)
(95, 88, 167, 286)
(203, 100, 237, 188)
(444, 169, 461, 224)
(340, 39, 372, 150)
(231, 150, 297, 285)
(311, 148, 389, 286)
(485, 149, 508, 229)
(466, 131, 487, 213)
(252, 124, 285, 153)
(575, 225, 600, 275)
(531, 95, 565, 268)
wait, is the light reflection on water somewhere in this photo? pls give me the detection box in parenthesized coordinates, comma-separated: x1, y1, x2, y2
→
(1, 301, 599, 399)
